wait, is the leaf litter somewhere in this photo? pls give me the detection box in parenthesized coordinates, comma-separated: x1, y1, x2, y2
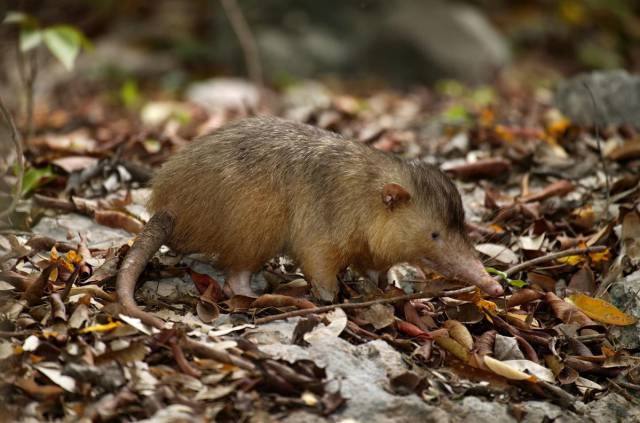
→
(1, 75, 640, 421)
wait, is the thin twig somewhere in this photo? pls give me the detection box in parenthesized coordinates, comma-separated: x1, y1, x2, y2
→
(583, 82, 610, 221)
(504, 246, 607, 278)
(0, 330, 34, 338)
(0, 95, 25, 220)
(254, 286, 477, 325)
(15, 37, 37, 143)
(219, 0, 263, 86)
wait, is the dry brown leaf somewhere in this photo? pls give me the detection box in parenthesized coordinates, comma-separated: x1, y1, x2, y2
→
(520, 180, 573, 203)
(545, 292, 595, 326)
(507, 288, 544, 308)
(94, 210, 145, 234)
(568, 264, 595, 294)
(250, 294, 316, 310)
(474, 330, 496, 356)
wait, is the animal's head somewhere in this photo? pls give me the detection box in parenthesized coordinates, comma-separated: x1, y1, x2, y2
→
(372, 161, 503, 296)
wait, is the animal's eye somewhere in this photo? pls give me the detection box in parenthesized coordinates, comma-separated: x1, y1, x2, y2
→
(431, 232, 440, 240)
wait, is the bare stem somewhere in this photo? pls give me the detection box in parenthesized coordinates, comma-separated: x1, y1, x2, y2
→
(582, 82, 610, 221)
(504, 246, 607, 278)
(254, 286, 477, 325)
(0, 95, 25, 221)
(219, 0, 263, 86)
(15, 38, 37, 144)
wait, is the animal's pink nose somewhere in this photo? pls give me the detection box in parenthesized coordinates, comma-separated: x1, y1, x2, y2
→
(475, 275, 503, 296)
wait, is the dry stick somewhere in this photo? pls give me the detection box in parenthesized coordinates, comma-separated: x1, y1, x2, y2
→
(504, 245, 607, 278)
(256, 246, 607, 325)
(16, 41, 37, 144)
(583, 82, 610, 221)
(254, 286, 477, 325)
(0, 95, 25, 220)
(220, 0, 263, 86)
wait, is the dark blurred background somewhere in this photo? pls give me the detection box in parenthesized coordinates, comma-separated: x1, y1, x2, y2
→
(1, 0, 639, 94)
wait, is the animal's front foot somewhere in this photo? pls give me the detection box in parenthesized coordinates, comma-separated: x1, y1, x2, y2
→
(310, 279, 339, 303)
(224, 270, 256, 297)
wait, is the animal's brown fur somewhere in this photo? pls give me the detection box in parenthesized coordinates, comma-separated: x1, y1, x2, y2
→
(149, 116, 501, 300)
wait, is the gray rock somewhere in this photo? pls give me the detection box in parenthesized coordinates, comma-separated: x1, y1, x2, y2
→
(185, 78, 262, 113)
(555, 70, 640, 127)
(382, 0, 510, 83)
(608, 269, 640, 349)
(456, 397, 514, 423)
(583, 392, 640, 422)
(252, 319, 444, 422)
(521, 401, 581, 423)
(32, 214, 131, 249)
(237, 0, 509, 85)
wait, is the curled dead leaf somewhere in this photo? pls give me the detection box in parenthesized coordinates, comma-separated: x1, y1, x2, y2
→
(520, 180, 573, 203)
(442, 320, 473, 350)
(355, 303, 395, 330)
(396, 320, 433, 340)
(507, 288, 544, 308)
(483, 355, 535, 381)
(250, 294, 316, 310)
(196, 300, 220, 324)
(545, 292, 595, 326)
(474, 330, 496, 356)
(94, 210, 144, 234)
(434, 335, 470, 363)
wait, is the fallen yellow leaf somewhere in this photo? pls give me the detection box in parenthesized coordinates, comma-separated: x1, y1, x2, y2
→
(475, 298, 497, 315)
(66, 250, 83, 264)
(547, 116, 570, 137)
(479, 107, 495, 127)
(49, 266, 59, 282)
(58, 258, 75, 272)
(557, 255, 584, 266)
(489, 224, 504, 233)
(78, 321, 123, 334)
(494, 125, 515, 143)
(50, 246, 59, 262)
(567, 293, 637, 326)
(589, 249, 611, 263)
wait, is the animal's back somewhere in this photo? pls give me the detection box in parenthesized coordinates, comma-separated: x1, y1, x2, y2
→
(149, 116, 399, 270)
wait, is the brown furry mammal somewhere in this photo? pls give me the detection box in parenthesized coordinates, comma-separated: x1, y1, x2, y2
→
(116, 116, 502, 327)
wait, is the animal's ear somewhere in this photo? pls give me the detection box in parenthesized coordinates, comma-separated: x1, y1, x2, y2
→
(382, 183, 411, 209)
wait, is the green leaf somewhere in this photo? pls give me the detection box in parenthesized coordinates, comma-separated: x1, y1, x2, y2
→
(485, 267, 507, 279)
(442, 104, 470, 124)
(21, 165, 56, 196)
(3, 11, 34, 25)
(508, 279, 528, 288)
(20, 27, 42, 51)
(120, 79, 140, 108)
(485, 267, 528, 288)
(43, 25, 82, 70)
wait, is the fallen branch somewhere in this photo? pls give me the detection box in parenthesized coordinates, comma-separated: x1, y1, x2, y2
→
(254, 286, 477, 325)
(183, 338, 256, 371)
(0, 95, 25, 221)
(504, 246, 607, 277)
